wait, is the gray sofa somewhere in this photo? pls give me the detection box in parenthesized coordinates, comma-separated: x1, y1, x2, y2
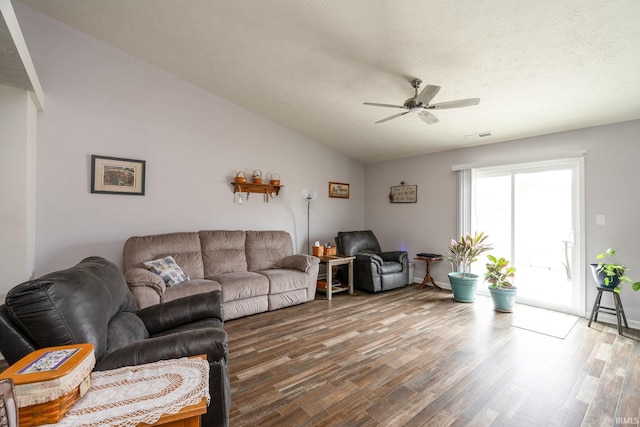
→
(123, 230, 320, 320)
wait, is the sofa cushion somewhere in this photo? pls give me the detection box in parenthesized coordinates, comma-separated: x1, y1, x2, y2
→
(245, 231, 293, 271)
(124, 232, 205, 280)
(144, 256, 190, 285)
(258, 269, 309, 294)
(211, 272, 269, 302)
(200, 230, 248, 276)
(161, 279, 222, 304)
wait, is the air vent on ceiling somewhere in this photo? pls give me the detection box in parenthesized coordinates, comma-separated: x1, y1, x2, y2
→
(464, 131, 492, 140)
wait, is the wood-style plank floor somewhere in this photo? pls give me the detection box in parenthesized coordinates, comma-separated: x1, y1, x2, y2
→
(225, 286, 640, 427)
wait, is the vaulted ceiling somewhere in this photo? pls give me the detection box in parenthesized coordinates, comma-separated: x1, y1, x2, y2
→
(14, 0, 640, 163)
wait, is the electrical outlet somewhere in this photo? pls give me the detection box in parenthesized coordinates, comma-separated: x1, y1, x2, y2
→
(596, 214, 606, 226)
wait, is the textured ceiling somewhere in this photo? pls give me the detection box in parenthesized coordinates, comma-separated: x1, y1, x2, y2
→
(0, 6, 31, 90)
(14, 0, 640, 163)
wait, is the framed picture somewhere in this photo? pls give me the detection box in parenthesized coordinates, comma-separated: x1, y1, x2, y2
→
(328, 181, 350, 199)
(91, 155, 146, 195)
(389, 184, 417, 203)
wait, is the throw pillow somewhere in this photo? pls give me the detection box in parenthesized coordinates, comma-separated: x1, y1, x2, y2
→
(143, 256, 190, 286)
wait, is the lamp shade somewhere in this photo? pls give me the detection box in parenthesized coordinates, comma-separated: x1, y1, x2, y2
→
(301, 188, 318, 201)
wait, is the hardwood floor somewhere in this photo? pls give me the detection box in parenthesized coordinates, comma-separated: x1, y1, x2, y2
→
(225, 286, 640, 427)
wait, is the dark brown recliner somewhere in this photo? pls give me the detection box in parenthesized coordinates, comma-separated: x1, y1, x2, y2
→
(0, 256, 229, 427)
(336, 230, 409, 292)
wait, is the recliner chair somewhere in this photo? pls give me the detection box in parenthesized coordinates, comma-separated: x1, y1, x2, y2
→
(336, 230, 409, 292)
(0, 256, 230, 427)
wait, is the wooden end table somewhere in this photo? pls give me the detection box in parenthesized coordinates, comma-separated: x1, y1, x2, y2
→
(317, 255, 355, 300)
(415, 256, 443, 289)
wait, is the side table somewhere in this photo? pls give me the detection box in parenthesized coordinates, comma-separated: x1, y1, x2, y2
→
(415, 255, 443, 289)
(51, 356, 209, 426)
(317, 255, 355, 300)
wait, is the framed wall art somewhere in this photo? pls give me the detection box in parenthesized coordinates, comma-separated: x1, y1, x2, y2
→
(328, 181, 349, 199)
(91, 155, 146, 195)
(389, 184, 417, 203)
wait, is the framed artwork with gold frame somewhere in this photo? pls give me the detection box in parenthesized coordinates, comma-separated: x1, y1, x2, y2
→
(328, 181, 349, 199)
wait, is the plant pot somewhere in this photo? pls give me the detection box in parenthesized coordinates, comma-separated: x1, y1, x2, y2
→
(488, 286, 517, 312)
(590, 263, 619, 289)
(448, 272, 479, 302)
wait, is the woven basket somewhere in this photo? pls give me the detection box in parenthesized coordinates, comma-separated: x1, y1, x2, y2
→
(19, 382, 87, 426)
(269, 173, 280, 185)
(234, 171, 247, 183)
(0, 344, 94, 427)
(252, 169, 263, 184)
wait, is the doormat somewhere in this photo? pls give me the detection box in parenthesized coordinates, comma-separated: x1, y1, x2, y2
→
(510, 305, 580, 339)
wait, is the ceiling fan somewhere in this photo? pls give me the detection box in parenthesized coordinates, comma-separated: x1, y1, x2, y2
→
(364, 78, 480, 124)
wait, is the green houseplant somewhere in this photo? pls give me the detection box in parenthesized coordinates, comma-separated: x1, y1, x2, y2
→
(485, 254, 517, 312)
(445, 231, 492, 302)
(591, 248, 640, 293)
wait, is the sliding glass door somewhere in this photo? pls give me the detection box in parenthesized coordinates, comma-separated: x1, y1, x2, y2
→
(469, 158, 584, 315)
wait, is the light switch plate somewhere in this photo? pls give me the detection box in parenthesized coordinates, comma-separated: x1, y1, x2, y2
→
(596, 214, 606, 226)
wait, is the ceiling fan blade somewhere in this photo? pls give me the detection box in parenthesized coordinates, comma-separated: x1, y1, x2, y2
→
(363, 102, 406, 109)
(416, 85, 441, 105)
(375, 111, 409, 124)
(428, 98, 480, 110)
(418, 110, 439, 125)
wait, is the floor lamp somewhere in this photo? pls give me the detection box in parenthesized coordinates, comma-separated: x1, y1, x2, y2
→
(301, 188, 318, 254)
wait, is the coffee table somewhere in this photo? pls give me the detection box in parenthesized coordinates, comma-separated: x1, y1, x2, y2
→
(317, 255, 355, 300)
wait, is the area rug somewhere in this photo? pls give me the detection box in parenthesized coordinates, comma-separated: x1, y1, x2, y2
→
(510, 305, 580, 339)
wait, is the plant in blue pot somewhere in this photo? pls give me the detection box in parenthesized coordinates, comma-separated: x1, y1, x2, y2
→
(445, 231, 492, 302)
(591, 248, 640, 294)
(485, 255, 517, 312)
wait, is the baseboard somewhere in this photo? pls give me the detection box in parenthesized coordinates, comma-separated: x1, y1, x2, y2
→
(592, 313, 640, 331)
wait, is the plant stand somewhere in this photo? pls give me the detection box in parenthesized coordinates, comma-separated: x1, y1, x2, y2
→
(588, 286, 628, 335)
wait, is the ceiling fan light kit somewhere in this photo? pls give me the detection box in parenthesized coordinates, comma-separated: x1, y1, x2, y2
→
(364, 78, 480, 125)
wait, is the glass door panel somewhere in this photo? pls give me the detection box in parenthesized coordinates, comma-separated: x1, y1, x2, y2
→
(471, 161, 582, 315)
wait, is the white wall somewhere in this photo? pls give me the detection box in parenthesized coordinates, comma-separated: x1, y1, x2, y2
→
(0, 85, 37, 298)
(365, 120, 640, 324)
(14, 4, 364, 276)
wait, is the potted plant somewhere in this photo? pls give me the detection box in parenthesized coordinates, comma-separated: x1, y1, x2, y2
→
(445, 231, 492, 302)
(485, 254, 517, 312)
(591, 248, 640, 293)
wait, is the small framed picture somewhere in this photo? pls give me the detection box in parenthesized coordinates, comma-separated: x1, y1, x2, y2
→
(91, 155, 146, 195)
(328, 181, 349, 199)
(389, 184, 417, 203)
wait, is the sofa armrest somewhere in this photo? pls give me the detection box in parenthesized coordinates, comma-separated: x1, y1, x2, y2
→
(283, 254, 320, 272)
(379, 251, 408, 264)
(95, 326, 228, 370)
(356, 253, 383, 267)
(136, 291, 224, 334)
(125, 268, 166, 296)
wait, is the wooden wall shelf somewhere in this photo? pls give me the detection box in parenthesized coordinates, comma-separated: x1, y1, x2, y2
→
(231, 182, 283, 202)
